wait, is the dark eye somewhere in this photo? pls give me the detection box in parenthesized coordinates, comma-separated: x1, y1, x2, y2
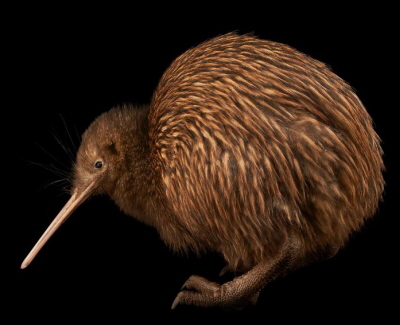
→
(94, 160, 103, 169)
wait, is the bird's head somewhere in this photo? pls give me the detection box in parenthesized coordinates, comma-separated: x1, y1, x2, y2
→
(21, 105, 149, 269)
(72, 109, 125, 197)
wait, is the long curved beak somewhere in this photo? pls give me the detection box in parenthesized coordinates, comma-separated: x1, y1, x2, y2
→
(21, 180, 98, 269)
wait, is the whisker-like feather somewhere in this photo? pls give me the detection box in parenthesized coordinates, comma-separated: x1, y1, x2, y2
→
(34, 141, 70, 171)
(58, 113, 79, 152)
(25, 160, 69, 179)
(50, 130, 75, 163)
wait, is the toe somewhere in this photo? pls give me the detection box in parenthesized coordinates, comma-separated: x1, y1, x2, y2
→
(171, 290, 218, 309)
(183, 275, 220, 293)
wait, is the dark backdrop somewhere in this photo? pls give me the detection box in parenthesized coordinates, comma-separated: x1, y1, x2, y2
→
(5, 6, 397, 321)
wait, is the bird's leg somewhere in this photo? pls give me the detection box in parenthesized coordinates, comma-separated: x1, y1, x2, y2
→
(172, 242, 296, 310)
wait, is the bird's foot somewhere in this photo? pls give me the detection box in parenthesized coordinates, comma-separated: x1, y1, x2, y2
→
(171, 275, 260, 310)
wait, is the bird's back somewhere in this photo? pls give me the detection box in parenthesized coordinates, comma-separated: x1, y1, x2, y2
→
(148, 33, 384, 271)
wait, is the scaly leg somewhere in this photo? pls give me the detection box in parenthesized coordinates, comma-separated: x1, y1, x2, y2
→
(172, 243, 296, 310)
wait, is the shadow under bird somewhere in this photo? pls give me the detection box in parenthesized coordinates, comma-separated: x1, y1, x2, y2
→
(21, 33, 384, 309)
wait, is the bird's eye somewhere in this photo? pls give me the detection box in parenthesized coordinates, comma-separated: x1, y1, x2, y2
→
(94, 160, 103, 169)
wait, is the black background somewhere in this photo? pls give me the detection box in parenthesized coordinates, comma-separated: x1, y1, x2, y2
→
(5, 5, 398, 321)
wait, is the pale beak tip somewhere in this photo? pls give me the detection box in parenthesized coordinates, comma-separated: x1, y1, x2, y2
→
(20, 260, 29, 269)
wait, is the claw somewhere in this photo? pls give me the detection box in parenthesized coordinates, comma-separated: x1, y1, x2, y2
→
(171, 292, 182, 310)
(219, 265, 230, 277)
(249, 292, 260, 305)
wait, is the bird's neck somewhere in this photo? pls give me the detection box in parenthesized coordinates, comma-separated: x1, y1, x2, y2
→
(108, 111, 164, 227)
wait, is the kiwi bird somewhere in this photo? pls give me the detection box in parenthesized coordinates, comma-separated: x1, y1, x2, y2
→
(21, 33, 384, 309)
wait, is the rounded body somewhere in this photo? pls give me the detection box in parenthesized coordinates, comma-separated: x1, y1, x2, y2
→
(148, 33, 384, 271)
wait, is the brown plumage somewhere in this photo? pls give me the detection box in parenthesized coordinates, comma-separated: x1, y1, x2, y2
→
(21, 33, 384, 309)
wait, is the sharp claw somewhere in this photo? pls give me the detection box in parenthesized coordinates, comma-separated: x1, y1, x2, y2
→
(219, 265, 230, 277)
(250, 292, 260, 305)
(171, 292, 182, 310)
(180, 283, 187, 290)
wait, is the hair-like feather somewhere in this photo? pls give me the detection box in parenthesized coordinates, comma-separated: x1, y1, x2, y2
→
(148, 33, 384, 271)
